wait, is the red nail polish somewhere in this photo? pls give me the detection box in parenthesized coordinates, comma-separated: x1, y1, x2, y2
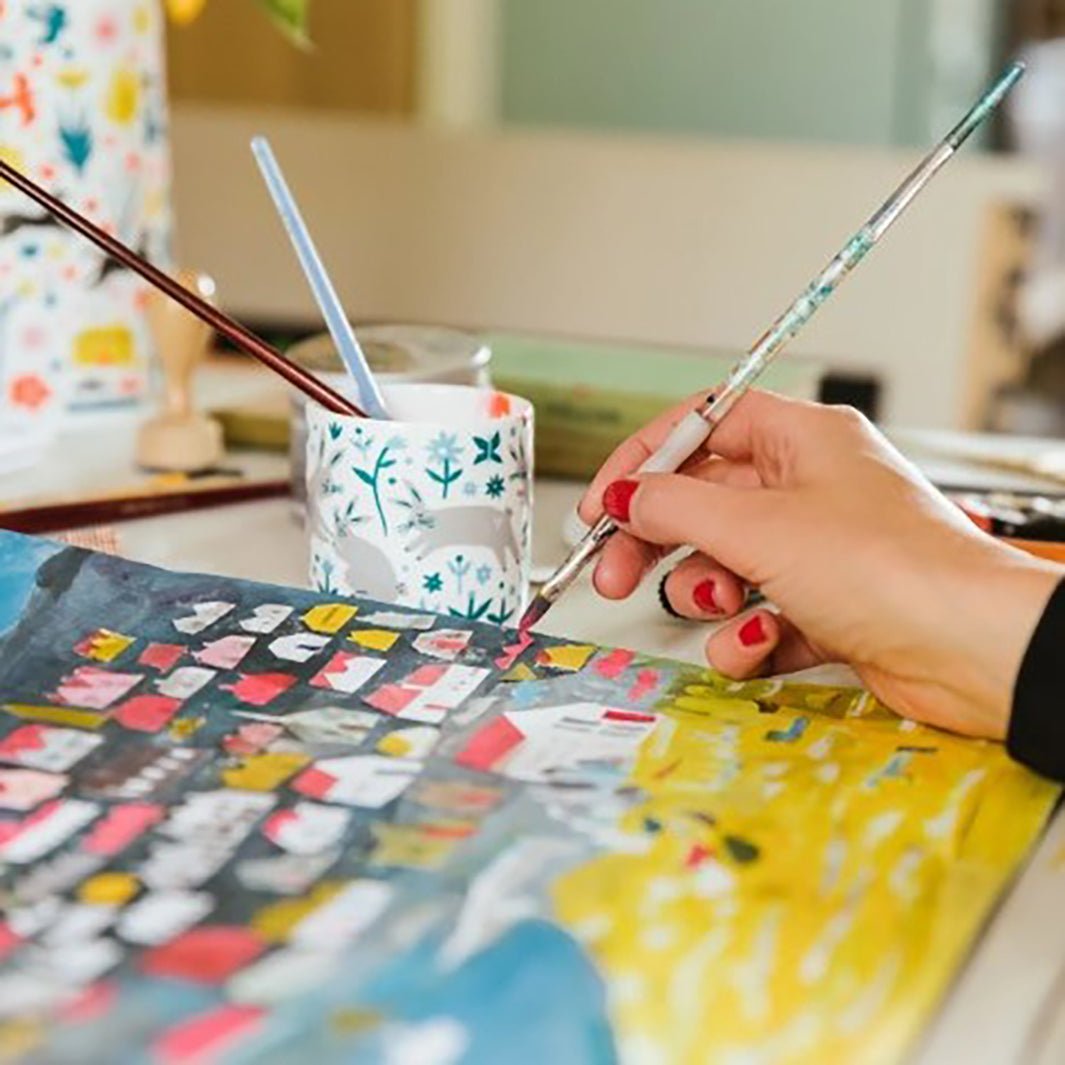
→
(603, 480, 638, 523)
(738, 615, 767, 647)
(693, 579, 719, 614)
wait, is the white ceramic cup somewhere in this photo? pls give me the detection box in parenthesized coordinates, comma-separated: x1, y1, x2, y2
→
(307, 384, 534, 624)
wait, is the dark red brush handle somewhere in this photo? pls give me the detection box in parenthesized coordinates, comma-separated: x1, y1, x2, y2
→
(0, 159, 365, 418)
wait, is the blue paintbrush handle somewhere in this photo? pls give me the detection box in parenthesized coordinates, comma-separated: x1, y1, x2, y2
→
(251, 136, 391, 420)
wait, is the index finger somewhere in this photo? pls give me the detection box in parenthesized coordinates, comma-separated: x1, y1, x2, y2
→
(579, 391, 710, 523)
(580, 389, 809, 523)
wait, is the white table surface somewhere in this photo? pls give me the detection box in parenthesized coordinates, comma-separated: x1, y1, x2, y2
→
(4, 361, 1065, 1063)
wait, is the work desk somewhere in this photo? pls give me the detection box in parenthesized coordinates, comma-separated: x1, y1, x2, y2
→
(4, 369, 1064, 1064)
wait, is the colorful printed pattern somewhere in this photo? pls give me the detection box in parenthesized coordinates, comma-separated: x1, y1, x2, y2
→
(0, 0, 172, 417)
(0, 531, 1056, 1064)
(307, 394, 534, 624)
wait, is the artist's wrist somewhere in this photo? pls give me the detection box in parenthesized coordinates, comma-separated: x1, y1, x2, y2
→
(933, 552, 1062, 740)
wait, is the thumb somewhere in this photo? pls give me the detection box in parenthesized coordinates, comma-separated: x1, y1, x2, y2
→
(601, 473, 783, 579)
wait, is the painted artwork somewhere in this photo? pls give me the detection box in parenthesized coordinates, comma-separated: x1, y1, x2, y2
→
(0, 530, 1056, 1064)
(0, 0, 172, 416)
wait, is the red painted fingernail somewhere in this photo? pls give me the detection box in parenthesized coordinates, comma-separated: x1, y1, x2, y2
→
(693, 579, 719, 614)
(602, 480, 639, 523)
(738, 615, 767, 647)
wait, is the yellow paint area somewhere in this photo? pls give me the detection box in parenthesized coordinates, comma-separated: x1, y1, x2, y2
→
(4, 705, 108, 730)
(348, 629, 400, 653)
(0, 1020, 42, 1061)
(539, 644, 596, 672)
(302, 604, 358, 634)
(73, 327, 135, 368)
(222, 753, 309, 792)
(79, 872, 140, 906)
(106, 68, 141, 125)
(551, 674, 1059, 1065)
(78, 629, 134, 663)
(169, 717, 205, 741)
(377, 733, 415, 758)
(369, 823, 464, 871)
(252, 882, 342, 943)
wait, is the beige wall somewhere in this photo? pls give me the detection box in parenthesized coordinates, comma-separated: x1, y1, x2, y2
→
(170, 105, 1042, 429)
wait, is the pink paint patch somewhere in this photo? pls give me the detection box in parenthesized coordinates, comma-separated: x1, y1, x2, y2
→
(113, 695, 182, 733)
(0, 922, 22, 962)
(83, 802, 164, 856)
(223, 723, 284, 757)
(495, 632, 534, 671)
(60, 981, 117, 1024)
(627, 670, 660, 702)
(595, 648, 635, 680)
(141, 927, 266, 984)
(455, 717, 524, 773)
(52, 666, 141, 710)
(153, 1004, 265, 1065)
(408, 664, 447, 686)
(139, 643, 186, 672)
(291, 766, 339, 801)
(223, 673, 297, 708)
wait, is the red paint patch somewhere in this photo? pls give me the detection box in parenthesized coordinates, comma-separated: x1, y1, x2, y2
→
(487, 392, 512, 418)
(0, 725, 47, 757)
(291, 766, 339, 801)
(627, 670, 660, 702)
(0, 922, 22, 962)
(455, 717, 524, 773)
(223, 673, 297, 707)
(262, 808, 297, 842)
(113, 695, 182, 733)
(495, 632, 533, 671)
(139, 643, 186, 672)
(594, 648, 635, 680)
(141, 927, 266, 984)
(363, 684, 417, 715)
(153, 1004, 265, 1065)
(83, 802, 164, 856)
(603, 709, 657, 724)
(408, 664, 447, 686)
(685, 844, 712, 869)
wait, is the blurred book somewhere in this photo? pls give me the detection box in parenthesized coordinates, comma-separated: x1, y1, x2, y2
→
(489, 333, 823, 480)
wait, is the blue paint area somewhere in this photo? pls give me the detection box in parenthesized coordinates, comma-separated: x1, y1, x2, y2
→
(867, 751, 913, 787)
(0, 531, 64, 638)
(350, 920, 617, 1065)
(765, 716, 809, 743)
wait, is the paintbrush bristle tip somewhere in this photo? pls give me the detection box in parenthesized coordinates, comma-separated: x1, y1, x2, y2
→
(517, 594, 550, 635)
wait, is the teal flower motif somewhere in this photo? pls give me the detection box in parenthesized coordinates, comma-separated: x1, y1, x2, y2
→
(426, 432, 464, 499)
(474, 431, 502, 465)
(463, 481, 478, 498)
(428, 432, 462, 465)
(475, 564, 493, 586)
(423, 573, 443, 594)
(485, 475, 505, 499)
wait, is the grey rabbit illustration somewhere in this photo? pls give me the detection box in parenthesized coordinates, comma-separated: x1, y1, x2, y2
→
(405, 498, 522, 569)
(306, 429, 401, 600)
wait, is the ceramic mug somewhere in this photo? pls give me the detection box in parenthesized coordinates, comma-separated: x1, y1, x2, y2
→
(307, 384, 533, 626)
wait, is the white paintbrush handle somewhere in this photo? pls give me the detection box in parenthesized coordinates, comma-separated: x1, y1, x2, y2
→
(639, 411, 712, 475)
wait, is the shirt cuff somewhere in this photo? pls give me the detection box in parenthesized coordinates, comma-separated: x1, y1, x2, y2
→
(1007, 578, 1065, 782)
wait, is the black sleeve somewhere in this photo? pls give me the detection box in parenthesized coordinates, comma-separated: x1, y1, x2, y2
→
(1007, 579, 1065, 782)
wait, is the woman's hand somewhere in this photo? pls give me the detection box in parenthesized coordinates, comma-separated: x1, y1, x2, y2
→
(579, 390, 1063, 739)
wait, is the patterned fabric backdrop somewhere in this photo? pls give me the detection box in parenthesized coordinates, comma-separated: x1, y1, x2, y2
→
(0, 0, 172, 420)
